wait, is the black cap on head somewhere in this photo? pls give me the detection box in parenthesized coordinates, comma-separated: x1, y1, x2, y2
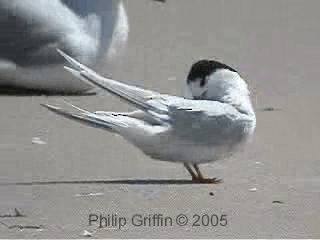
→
(187, 60, 237, 86)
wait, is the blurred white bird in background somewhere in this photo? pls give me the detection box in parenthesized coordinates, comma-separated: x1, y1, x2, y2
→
(43, 50, 256, 183)
(0, 0, 129, 93)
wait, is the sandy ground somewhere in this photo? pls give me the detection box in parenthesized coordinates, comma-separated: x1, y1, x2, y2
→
(0, 0, 320, 238)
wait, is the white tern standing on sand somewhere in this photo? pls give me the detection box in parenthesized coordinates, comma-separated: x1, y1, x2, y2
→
(42, 50, 256, 183)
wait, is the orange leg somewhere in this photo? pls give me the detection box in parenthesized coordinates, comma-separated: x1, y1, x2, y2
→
(193, 164, 223, 184)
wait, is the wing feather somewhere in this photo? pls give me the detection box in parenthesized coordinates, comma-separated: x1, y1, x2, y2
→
(57, 49, 244, 128)
(58, 49, 166, 114)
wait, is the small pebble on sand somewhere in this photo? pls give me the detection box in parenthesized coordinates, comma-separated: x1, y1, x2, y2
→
(32, 137, 47, 145)
(83, 230, 93, 237)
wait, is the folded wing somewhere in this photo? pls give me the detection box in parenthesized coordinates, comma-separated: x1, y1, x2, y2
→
(58, 49, 167, 112)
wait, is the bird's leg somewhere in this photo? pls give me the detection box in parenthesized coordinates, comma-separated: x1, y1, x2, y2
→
(193, 164, 223, 184)
(184, 163, 198, 181)
(193, 164, 204, 179)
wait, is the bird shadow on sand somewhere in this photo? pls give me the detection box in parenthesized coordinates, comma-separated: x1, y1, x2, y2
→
(0, 87, 96, 96)
(0, 179, 207, 186)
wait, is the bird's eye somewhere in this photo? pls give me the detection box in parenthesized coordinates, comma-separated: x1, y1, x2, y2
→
(200, 78, 206, 87)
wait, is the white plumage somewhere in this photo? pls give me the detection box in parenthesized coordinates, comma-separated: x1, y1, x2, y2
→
(0, 0, 129, 93)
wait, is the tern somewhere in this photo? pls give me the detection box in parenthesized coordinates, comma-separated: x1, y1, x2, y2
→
(42, 50, 256, 183)
(0, 0, 128, 93)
